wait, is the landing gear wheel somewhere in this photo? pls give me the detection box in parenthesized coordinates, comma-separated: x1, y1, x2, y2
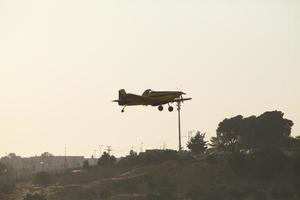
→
(121, 109, 125, 113)
(168, 106, 174, 112)
(158, 105, 163, 111)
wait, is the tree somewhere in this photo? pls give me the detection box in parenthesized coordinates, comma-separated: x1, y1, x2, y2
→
(214, 111, 294, 152)
(216, 115, 244, 152)
(209, 136, 225, 151)
(0, 163, 8, 176)
(129, 150, 138, 157)
(8, 153, 16, 158)
(254, 111, 293, 148)
(97, 152, 116, 167)
(187, 131, 207, 153)
(41, 152, 53, 157)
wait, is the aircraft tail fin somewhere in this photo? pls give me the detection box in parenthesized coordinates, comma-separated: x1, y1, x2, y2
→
(119, 89, 127, 100)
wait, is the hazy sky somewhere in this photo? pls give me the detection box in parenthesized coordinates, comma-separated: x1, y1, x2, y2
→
(0, 0, 299, 157)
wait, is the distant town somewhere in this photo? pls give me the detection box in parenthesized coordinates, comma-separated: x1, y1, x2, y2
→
(0, 152, 97, 177)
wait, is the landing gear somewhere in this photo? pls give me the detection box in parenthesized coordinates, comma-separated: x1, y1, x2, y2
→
(121, 106, 126, 113)
(168, 106, 174, 112)
(158, 105, 163, 111)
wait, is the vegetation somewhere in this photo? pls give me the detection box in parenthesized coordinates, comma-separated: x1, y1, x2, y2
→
(187, 131, 208, 153)
(97, 152, 116, 166)
(24, 193, 47, 200)
(0, 183, 16, 194)
(2, 110, 300, 200)
(82, 160, 89, 169)
(33, 171, 52, 186)
(212, 111, 293, 152)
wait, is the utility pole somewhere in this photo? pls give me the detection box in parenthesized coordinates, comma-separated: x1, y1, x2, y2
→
(140, 142, 143, 153)
(99, 145, 103, 157)
(163, 142, 167, 150)
(106, 146, 112, 155)
(177, 101, 182, 152)
(94, 149, 97, 158)
(64, 146, 67, 169)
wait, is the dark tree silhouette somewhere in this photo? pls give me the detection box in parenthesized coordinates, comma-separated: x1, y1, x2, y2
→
(187, 131, 207, 153)
(214, 111, 294, 152)
(0, 163, 8, 176)
(254, 111, 293, 148)
(216, 115, 244, 152)
(41, 152, 53, 157)
(129, 150, 138, 157)
(97, 152, 116, 167)
(209, 136, 225, 151)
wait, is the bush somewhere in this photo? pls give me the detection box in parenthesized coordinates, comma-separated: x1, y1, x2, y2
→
(248, 148, 287, 180)
(270, 187, 295, 199)
(139, 150, 178, 165)
(222, 187, 247, 200)
(33, 171, 52, 186)
(97, 152, 116, 167)
(77, 189, 98, 200)
(83, 160, 89, 169)
(293, 153, 300, 187)
(252, 190, 267, 200)
(0, 183, 16, 194)
(205, 154, 218, 165)
(156, 177, 177, 199)
(186, 185, 204, 200)
(23, 193, 47, 200)
(228, 152, 247, 173)
(99, 189, 112, 199)
(111, 178, 139, 192)
(117, 150, 139, 166)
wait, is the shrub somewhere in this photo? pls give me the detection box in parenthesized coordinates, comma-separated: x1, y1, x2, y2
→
(156, 177, 177, 199)
(97, 152, 116, 167)
(33, 171, 52, 186)
(248, 148, 287, 180)
(99, 189, 112, 199)
(228, 152, 246, 173)
(293, 153, 300, 187)
(83, 160, 89, 169)
(77, 189, 98, 200)
(139, 150, 178, 165)
(222, 187, 247, 200)
(270, 187, 295, 199)
(205, 154, 217, 165)
(23, 193, 47, 200)
(186, 185, 204, 200)
(252, 190, 267, 200)
(0, 183, 16, 194)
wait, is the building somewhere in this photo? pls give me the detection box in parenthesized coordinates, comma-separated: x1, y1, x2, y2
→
(0, 153, 85, 175)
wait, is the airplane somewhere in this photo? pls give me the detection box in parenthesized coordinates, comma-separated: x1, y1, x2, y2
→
(113, 89, 192, 112)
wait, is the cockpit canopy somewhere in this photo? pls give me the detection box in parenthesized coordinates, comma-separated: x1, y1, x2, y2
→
(142, 89, 153, 96)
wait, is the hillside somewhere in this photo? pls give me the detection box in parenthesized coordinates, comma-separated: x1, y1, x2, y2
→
(7, 150, 300, 200)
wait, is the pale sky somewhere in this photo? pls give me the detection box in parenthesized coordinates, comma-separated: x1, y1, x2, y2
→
(0, 0, 299, 158)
